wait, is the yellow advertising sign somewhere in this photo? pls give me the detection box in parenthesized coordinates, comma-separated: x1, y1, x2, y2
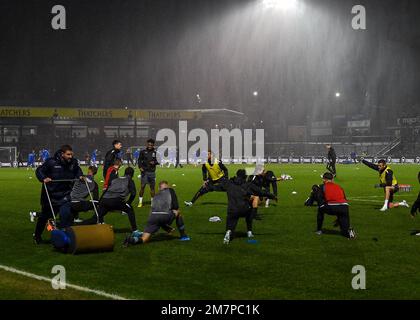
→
(0, 106, 201, 120)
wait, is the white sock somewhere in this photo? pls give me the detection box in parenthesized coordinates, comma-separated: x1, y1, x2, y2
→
(139, 197, 143, 203)
(265, 199, 270, 206)
(383, 200, 389, 208)
(151, 197, 153, 204)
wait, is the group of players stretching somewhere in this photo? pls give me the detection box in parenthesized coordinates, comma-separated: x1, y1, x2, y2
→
(30, 140, 420, 247)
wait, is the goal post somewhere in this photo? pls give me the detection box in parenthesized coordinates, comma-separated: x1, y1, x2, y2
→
(0, 146, 17, 167)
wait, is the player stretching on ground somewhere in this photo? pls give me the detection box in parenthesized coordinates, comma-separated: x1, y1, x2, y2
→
(362, 159, 409, 212)
(124, 180, 190, 246)
(184, 150, 228, 207)
(220, 169, 277, 244)
(82, 167, 139, 232)
(138, 139, 159, 207)
(248, 164, 281, 210)
(304, 172, 356, 239)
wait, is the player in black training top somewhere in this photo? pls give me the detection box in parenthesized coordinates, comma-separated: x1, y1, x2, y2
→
(326, 145, 337, 177)
(137, 139, 159, 208)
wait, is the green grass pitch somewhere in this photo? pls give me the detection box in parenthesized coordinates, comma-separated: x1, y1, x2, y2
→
(0, 163, 420, 300)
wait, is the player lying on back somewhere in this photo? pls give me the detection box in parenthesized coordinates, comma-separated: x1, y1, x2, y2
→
(184, 150, 228, 207)
(305, 172, 355, 239)
(123, 180, 190, 246)
(362, 158, 409, 212)
(219, 169, 277, 244)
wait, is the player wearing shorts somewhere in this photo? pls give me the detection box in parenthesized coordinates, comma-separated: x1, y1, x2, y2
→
(124, 180, 190, 246)
(137, 139, 159, 208)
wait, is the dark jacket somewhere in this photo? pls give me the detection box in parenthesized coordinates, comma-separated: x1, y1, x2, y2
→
(304, 185, 326, 208)
(221, 176, 276, 214)
(138, 148, 158, 172)
(328, 148, 337, 162)
(103, 148, 121, 177)
(36, 151, 83, 201)
(248, 171, 278, 196)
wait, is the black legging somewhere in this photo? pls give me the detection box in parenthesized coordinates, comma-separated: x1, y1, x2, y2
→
(226, 209, 253, 235)
(82, 198, 137, 231)
(190, 177, 226, 203)
(326, 160, 336, 175)
(317, 205, 350, 237)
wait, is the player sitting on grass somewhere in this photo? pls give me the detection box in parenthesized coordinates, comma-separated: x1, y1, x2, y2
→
(362, 158, 409, 212)
(304, 172, 356, 239)
(124, 180, 190, 246)
(410, 172, 420, 219)
(219, 169, 277, 245)
(184, 150, 228, 207)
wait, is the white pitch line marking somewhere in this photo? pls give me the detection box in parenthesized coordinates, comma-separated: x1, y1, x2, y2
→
(348, 198, 382, 203)
(0, 264, 129, 300)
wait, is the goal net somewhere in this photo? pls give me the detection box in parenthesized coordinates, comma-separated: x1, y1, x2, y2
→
(0, 147, 17, 167)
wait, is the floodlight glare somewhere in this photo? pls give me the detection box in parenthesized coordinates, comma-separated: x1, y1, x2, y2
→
(335, 92, 341, 98)
(262, 0, 298, 10)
